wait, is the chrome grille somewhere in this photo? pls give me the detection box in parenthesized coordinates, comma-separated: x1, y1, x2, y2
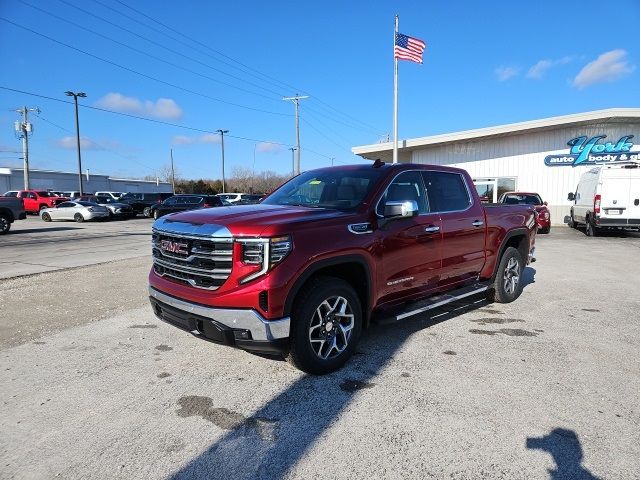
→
(152, 229, 233, 290)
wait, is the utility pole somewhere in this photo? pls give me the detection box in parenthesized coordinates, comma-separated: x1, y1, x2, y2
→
(288, 147, 297, 177)
(14, 106, 39, 190)
(283, 94, 308, 175)
(170, 148, 176, 194)
(216, 129, 228, 193)
(65, 91, 87, 195)
(330, 157, 335, 167)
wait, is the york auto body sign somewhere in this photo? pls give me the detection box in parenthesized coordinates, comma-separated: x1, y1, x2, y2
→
(544, 135, 637, 167)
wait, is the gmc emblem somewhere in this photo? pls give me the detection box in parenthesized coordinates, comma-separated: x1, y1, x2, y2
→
(159, 240, 189, 255)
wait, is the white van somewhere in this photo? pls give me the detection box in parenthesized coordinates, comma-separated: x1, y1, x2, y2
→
(568, 162, 640, 236)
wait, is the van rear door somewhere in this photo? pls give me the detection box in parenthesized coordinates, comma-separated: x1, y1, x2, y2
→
(599, 167, 631, 221)
(626, 166, 640, 225)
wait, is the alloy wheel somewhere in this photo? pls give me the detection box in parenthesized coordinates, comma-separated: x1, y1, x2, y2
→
(308, 296, 354, 360)
(503, 257, 520, 295)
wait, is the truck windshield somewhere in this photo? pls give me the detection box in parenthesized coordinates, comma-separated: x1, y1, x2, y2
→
(262, 168, 384, 211)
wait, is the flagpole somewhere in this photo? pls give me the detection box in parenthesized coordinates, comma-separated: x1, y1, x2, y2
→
(393, 14, 399, 164)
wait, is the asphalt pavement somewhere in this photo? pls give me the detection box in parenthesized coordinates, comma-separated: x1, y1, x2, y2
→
(0, 216, 154, 279)
(0, 226, 639, 479)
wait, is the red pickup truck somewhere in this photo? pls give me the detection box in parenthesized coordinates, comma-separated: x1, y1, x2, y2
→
(149, 163, 537, 374)
(3, 190, 68, 213)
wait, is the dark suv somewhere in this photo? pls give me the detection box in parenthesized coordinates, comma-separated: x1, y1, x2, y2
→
(150, 194, 225, 219)
(119, 192, 174, 216)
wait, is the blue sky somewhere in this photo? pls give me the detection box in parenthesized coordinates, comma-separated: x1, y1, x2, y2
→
(1, 0, 639, 180)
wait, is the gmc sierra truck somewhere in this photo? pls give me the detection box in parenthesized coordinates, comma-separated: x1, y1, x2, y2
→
(149, 163, 537, 374)
(0, 196, 27, 234)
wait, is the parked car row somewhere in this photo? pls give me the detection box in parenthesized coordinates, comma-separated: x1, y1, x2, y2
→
(0, 189, 266, 226)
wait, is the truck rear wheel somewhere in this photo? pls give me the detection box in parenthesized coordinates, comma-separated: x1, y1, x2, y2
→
(287, 276, 362, 375)
(585, 217, 599, 237)
(488, 247, 524, 303)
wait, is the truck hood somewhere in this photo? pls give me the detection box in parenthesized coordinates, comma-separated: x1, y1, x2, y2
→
(154, 204, 350, 237)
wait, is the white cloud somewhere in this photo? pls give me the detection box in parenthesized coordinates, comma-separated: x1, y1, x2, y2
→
(95, 93, 183, 120)
(171, 133, 221, 145)
(527, 60, 553, 79)
(527, 56, 575, 79)
(495, 66, 519, 81)
(256, 142, 283, 154)
(573, 49, 635, 89)
(56, 136, 104, 150)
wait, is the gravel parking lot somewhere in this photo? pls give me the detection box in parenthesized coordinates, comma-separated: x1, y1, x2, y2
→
(1, 227, 639, 479)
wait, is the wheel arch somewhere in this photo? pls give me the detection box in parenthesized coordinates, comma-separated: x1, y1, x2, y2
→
(491, 228, 529, 281)
(0, 207, 14, 222)
(284, 254, 373, 328)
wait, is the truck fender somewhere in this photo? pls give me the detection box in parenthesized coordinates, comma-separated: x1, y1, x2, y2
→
(490, 228, 530, 281)
(283, 254, 374, 326)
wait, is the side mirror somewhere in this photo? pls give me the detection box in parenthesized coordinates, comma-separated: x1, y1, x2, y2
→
(543, 201, 548, 206)
(567, 192, 575, 201)
(384, 200, 419, 219)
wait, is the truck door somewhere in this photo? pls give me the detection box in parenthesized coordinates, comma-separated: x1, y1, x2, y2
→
(377, 171, 442, 305)
(20, 192, 36, 212)
(423, 171, 486, 287)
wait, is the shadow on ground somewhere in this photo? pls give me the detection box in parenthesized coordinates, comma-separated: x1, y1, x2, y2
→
(527, 428, 601, 479)
(168, 294, 494, 479)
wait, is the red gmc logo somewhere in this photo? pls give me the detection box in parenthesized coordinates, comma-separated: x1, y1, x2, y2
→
(159, 240, 189, 255)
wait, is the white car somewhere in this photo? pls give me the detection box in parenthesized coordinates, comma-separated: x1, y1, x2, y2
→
(568, 161, 640, 236)
(95, 191, 124, 200)
(216, 193, 249, 204)
(40, 201, 110, 223)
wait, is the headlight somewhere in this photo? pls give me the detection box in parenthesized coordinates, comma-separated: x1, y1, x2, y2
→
(88, 207, 95, 212)
(238, 235, 292, 284)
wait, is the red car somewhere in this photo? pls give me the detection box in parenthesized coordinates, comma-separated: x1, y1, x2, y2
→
(2, 190, 69, 214)
(499, 192, 550, 233)
(149, 163, 537, 374)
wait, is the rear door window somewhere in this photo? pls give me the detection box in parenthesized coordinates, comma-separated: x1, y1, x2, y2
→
(423, 171, 471, 212)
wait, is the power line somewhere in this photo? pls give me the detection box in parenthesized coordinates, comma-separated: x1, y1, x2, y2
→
(2, 86, 347, 164)
(34, 113, 158, 171)
(51, 0, 286, 100)
(0, 17, 291, 117)
(301, 118, 350, 152)
(111, 0, 299, 95)
(22, 1, 283, 103)
(109, 0, 386, 136)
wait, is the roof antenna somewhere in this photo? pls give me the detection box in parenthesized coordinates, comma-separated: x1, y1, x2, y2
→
(373, 158, 385, 168)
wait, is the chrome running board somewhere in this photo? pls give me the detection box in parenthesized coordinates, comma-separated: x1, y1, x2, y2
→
(387, 282, 490, 322)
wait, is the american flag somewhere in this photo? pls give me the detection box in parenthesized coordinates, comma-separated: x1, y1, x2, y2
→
(394, 33, 426, 64)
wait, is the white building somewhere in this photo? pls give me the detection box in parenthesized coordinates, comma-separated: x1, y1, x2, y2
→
(0, 167, 172, 194)
(352, 108, 640, 225)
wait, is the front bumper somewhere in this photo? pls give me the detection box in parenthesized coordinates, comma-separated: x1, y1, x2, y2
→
(148, 286, 290, 355)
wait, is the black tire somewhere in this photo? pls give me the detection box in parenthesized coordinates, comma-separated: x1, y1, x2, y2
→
(539, 226, 550, 234)
(39, 204, 47, 212)
(0, 214, 11, 234)
(488, 247, 524, 303)
(74, 213, 84, 223)
(143, 207, 151, 217)
(287, 276, 362, 375)
(585, 217, 599, 237)
(41, 212, 51, 222)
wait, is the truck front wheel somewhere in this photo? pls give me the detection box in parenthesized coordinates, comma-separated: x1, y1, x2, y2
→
(488, 247, 524, 303)
(0, 214, 11, 234)
(287, 276, 362, 375)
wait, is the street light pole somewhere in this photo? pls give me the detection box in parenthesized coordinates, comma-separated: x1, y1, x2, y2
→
(65, 91, 87, 195)
(216, 129, 229, 193)
(288, 147, 297, 177)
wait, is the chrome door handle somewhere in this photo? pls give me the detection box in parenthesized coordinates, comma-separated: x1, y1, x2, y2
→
(472, 220, 484, 227)
(424, 225, 440, 233)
